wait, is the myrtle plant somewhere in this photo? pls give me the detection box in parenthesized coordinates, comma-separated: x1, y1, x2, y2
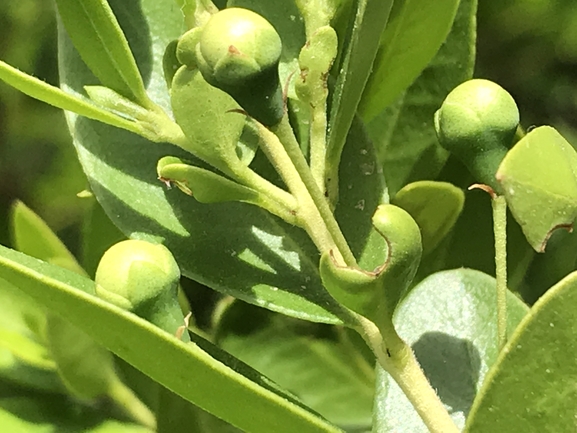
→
(1, 0, 577, 432)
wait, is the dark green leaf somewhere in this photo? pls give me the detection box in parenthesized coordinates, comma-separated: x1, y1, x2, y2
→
(374, 269, 528, 432)
(465, 271, 577, 433)
(366, 0, 476, 195)
(360, 0, 460, 122)
(0, 245, 341, 433)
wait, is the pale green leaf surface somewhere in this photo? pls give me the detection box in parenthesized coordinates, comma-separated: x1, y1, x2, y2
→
(55, 0, 150, 105)
(326, 0, 393, 199)
(216, 301, 375, 430)
(465, 271, 577, 432)
(170, 66, 246, 173)
(497, 126, 577, 252)
(57, 0, 360, 325)
(360, 0, 460, 122)
(0, 245, 341, 433)
(0, 60, 142, 134)
(366, 0, 476, 195)
(374, 269, 528, 432)
(392, 181, 464, 255)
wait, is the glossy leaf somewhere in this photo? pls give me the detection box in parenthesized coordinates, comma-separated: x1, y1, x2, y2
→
(465, 271, 577, 432)
(55, 0, 150, 105)
(360, 0, 460, 122)
(392, 181, 464, 255)
(496, 126, 577, 252)
(215, 301, 374, 430)
(0, 245, 341, 433)
(325, 0, 394, 201)
(374, 269, 529, 432)
(366, 0, 476, 195)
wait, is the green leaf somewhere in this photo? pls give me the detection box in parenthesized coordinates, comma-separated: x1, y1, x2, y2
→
(55, 0, 150, 106)
(215, 301, 375, 430)
(334, 117, 389, 272)
(465, 271, 577, 432)
(392, 181, 464, 255)
(58, 0, 355, 325)
(0, 60, 143, 135)
(366, 0, 476, 195)
(359, 0, 461, 122)
(170, 66, 246, 174)
(11, 201, 85, 275)
(0, 245, 340, 433)
(374, 269, 529, 432)
(496, 126, 577, 252)
(157, 156, 261, 203)
(326, 0, 394, 199)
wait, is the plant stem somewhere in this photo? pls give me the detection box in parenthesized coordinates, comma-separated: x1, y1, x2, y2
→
(234, 166, 300, 225)
(270, 115, 357, 267)
(492, 194, 508, 350)
(309, 103, 328, 194)
(252, 121, 343, 259)
(356, 317, 459, 433)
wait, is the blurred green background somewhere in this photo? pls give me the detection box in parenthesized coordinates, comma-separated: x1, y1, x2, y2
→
(1, 0, 576, 300)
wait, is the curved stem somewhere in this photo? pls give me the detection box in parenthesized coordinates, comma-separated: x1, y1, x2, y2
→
(492, 194, 508, 350)
(233, 166, 300, 225)
(355, 317, 458, 433)
(271, 115, 357, 267)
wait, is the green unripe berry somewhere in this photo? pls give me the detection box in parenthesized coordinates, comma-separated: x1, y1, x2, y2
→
(95, 240, 180, 311)
(435, 79, 520, 191)
(194, 8, 284, 126)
